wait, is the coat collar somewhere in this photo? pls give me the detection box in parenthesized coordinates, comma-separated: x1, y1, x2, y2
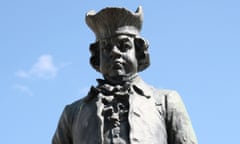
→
(131, 76, 154, 98)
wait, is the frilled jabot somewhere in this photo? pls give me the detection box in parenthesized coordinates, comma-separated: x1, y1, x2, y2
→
(84, 76, 151, 103)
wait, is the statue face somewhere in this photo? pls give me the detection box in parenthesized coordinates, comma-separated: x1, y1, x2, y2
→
(99, 35, 138, 80)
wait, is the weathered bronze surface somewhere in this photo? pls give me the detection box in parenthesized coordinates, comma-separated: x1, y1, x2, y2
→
(52, 6, 198, 144)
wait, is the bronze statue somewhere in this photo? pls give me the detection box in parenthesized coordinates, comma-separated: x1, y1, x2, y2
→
(52, 6, 197, 144)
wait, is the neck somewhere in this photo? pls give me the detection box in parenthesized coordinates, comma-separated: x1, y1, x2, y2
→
(103, 73, 138, 85)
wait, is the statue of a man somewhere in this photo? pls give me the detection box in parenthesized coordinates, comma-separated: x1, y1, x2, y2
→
(52, 6, 197, 144)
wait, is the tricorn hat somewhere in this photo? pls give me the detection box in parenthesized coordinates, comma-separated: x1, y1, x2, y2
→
(86, 6, 143, 41)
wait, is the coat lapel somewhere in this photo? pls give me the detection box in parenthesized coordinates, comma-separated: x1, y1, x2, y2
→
(129, 77, 167, 144)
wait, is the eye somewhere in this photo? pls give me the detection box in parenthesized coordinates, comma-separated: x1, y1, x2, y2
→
(118, 41, 132, 52)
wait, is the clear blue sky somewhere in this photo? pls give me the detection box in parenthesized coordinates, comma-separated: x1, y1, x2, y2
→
(1, 0, 240, 143)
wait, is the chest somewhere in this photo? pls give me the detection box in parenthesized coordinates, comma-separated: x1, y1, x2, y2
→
(71, 94, 167, 144)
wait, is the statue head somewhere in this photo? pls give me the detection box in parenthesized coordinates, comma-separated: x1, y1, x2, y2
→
(86, 6, 150, 82)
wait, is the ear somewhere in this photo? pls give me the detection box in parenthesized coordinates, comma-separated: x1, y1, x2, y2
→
(134, 37, 149, 50)
(134, 37, 150, 72)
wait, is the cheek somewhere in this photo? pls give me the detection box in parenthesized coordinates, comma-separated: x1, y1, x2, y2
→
(124, 54, 138, 70)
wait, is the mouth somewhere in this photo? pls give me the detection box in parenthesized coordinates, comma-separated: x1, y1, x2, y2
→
(112, 62, 123, 70)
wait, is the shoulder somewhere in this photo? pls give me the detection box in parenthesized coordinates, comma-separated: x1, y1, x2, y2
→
(66, 98, 84, 110)
(152, 88, 187, 113)
(152, 88, 181, 103)
(153, 88, 191, 121)
(154, 88, 180, 97)
(62, 98, 85, 124)
(63, 85, 100, 117)
(135, 77, 180, 101)
(135, 77, 182, 105)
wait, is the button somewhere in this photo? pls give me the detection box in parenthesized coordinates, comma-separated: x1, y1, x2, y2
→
(133, 111, 141, 117)
(132, 137, 140, 142)
(113, 133, 119, 138)
(113, 121, 120, 127)
(112, 127, 120, 135)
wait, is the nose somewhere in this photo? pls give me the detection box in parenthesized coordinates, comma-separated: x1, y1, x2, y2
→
(110, 45, 121, 58)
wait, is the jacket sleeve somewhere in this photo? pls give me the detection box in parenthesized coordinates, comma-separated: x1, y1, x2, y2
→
(165, 91, 198, 144)
(52, 106, 73, 144)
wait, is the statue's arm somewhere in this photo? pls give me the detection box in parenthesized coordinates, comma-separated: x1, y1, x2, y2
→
(52, 105, 73, 144)
(165, 91, 198, 144)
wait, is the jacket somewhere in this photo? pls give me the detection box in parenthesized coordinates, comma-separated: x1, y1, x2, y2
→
(52, 77, 197, 144)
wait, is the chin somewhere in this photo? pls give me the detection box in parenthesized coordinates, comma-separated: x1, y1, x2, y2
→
(111, 73, 126, 78)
